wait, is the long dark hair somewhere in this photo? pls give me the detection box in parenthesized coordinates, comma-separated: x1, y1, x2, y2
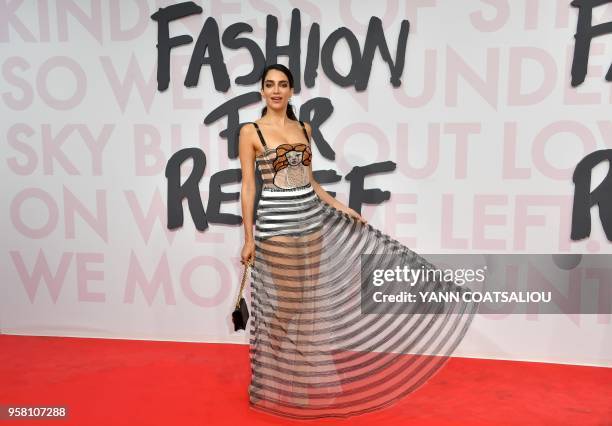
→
(260, 64, 298, 120)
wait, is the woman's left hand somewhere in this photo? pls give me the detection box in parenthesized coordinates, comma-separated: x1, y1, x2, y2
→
(346, 208, 367, 224)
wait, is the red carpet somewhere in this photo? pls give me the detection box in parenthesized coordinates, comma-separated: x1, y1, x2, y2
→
(0, 334, 610, 425)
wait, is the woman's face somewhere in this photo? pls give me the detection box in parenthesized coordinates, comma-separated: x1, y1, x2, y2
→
(286, 150, 302, 166)
(261, 69, 293, 111)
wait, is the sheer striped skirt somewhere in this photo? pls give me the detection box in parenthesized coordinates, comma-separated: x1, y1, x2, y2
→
(248, 183, 476, 419)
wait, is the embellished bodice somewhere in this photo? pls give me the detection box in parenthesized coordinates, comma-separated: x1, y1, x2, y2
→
(252, 121, 313, 190)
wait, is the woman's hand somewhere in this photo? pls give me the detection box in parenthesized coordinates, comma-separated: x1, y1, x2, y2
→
(310, 178, 367, 224)
(241, 239, 255, 265)
(346, 208, 367, 224)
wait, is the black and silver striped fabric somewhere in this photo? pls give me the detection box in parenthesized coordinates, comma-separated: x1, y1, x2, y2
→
(246, 121, 477, 419)
(255, 184, 324, 239)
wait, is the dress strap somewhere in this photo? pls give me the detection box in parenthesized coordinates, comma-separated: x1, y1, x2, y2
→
(252, 122, 268, 149)
(298, 120, 309, 144)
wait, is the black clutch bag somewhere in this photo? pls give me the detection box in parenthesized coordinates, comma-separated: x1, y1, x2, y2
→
(232, 257, 253, 331)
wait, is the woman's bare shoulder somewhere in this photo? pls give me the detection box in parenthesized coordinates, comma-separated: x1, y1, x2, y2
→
(239, 122, 257, 136)
(239, 123, 259, 157)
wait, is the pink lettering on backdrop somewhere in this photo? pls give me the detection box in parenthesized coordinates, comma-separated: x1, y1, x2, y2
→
(76, 252, 105, 302)
(181, 255, 230, 307)
(469, 0, 509, 32)
(404, 0, 436, 34)
(524, 0, 540, 30)
(556, 0, 571, 28)
(439, 194, 574, 251)
(392, 49, 436, 108)
(208, 0, 242, 21)
(445, 47, 500, 109)
(2, 56, 33, 110)
(395, 122, 439, 179)
(7, 123, 37, 175)
(334, 123, 390, 174)
(134, 124, 166, 176)
(514, 195, 572, 251)
(41, 124, 113, 175)
(503, 120, 608, 180)
(38, 0, 50, 41)
(473, 194, 508, 250)
(440, 194, 469, 249)
(174, 124, 190, 154)
(7, 123, 111, 175)
(384, 193, 417, 247)
(587, 240, 601, 253)
(239, 4, 270, 38)
(134, 123, 212, 176)
(210, 126, 231, 172)
(109, 0, 149, 41)
(100, 54, 157, 113)
(289, 1, 322, 34)
(502, 122, 531, 179)
(82, 124, 113, 175)
(42, 124, 84, 174)
(11, 187, 109, 241)
(0, 0, 36, 41)
(508, 47, 556, 106)
(37, 56, 86, 110)
(11, 188, 59, 238)
(124, 188, 178, 245)
(532, 121, 597, 180)
(57, 0, 103, 44)
(511, 0, 611, 30)
(64, 186, 108, 242)
(148, 131, 202, 183)
(9, 250, 72, 303)
(346, 89, 370, 113)
(339, 0, 398, 33)
(124, 251, 176, 305)
(2, 57, 88, 110)
(444, 122, 481, 179)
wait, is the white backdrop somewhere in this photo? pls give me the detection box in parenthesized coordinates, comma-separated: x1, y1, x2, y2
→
(1, 0, 611, 367)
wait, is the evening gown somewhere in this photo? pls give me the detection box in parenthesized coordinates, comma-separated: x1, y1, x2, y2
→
(247, 120, 477, 419)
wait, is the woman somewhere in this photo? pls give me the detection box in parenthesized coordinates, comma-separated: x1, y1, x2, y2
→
(238, 64, 476, 419)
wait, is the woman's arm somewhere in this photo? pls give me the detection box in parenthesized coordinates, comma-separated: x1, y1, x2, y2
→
(238, 124, 257, 263)
(303, 122, 367, 224)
